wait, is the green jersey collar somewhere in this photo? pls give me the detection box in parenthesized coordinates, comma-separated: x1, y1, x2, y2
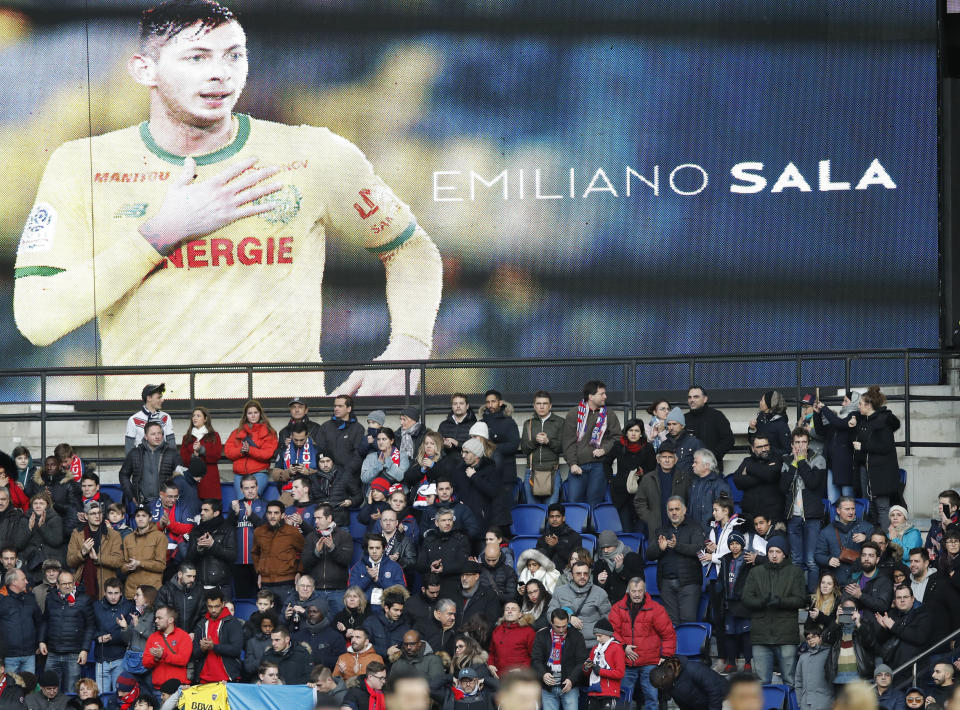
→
(139, 114, 251, 166)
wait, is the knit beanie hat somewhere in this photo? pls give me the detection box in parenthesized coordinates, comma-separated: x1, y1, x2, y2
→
(401, 407, 421, 422)
(469, 422, 489, 440)
(594, 617, 614, 636)
(728, 532, 747, 548)
(462, 439, 485, 458)
(665, 407, 685, 426)
(767, 535, 788, 554)
(366, 410, 386, 426)
(597, 530, 620, 548)
(370, 477, 392, 495)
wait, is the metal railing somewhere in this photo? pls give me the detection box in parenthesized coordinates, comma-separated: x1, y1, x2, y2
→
(880, 626, 960, 688)
(0, 347, 957, 462)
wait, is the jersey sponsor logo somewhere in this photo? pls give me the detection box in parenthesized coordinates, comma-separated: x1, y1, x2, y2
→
(353, 188, 380, 219)
(163, 236, 294, 269)
(254, 184, 302, 224)
(115, 203, 149, 218)
(18, 202, 57, 253)
(94, 171, 170, 183)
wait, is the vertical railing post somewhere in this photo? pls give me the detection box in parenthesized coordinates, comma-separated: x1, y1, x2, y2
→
(404, 368, 411, 406)
(189, 372, 196, 411)
(419, 363, 427, 419)
(904, 351, 911, 457)
(796, 355, 803, 424)
(622, 362, 631, 424)
(247, 367, 253, 400)
(40, 373, 47, 459)
(845, 357, 852, 394)
(688, 359, 696, 389)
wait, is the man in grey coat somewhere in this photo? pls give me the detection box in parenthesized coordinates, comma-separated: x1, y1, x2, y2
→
(388, 630, 446, 687)
(547, 559, 611, 644)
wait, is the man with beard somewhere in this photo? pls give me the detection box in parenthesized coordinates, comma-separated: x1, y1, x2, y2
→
(731, 436, 782, 526)
(535, 505, 582, 571)
(292, 601, 342, 669)
(363, 586, 412, 659)
(439, 394, 477, 460)
(456, 561, 501, 628)
(156, 563, 202, 632)
(405, 573, 442, 628)
(252, 501, 303, 600)
(311, 451, 360, 528)
(185, 499, 235, 599)
(841, 542, 893, 638)
(66, 501, 123, 598)
(548, 560, 611, 646)
(191, 590, 243, 683)
(271, 424, 318, 503)
(814, 497, 873, 586)
(334, 627, 384, 682)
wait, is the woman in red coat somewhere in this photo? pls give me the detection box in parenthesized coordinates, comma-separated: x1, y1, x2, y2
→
(487, 602, 537, 677)
(224, 400, 278, 498)
(180, 406, 223, 500)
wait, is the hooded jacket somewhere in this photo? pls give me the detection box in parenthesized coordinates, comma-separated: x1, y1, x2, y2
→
(779, 452, 828, 521)
(731, 452, 783, 522)
(687, 470, 731, 528)
(608, 593, 676, 667)
(263, 639, 314, 684)
(191, 608, 244, 682)
(488, 614, 536, 675)
(853, 408, 902, 497)
(741, 556, 807, 645)
(293, 614, 345, 670)
(517, 548, 561, 594)
(121, 522, 168, 598)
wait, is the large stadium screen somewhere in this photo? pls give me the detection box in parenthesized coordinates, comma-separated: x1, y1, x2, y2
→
(0, 1, 939, 399)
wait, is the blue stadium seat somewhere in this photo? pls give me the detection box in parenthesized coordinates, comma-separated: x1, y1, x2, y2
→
(351, 540, 364, 566)
(724, 475, 744, 504)
(675, 622, 711, 658)
(697, 591, 710, 620)
(855, 498, 870, 519)
(787, 688, 800, 710)
(899, 468, 907, 487)
(349, 510, 367, 539)
(562, 504, 590, 532)
(509, 536, 539, 561)
(101, 484, 123, 504)
(603, 486, 612, 504)
(644, 563, 659, 596)
(619, 533, 646, 555)
(233, 599, 258, 620)
(514, 478, 525, 504)
(580, 533, 596, 554)
(264, 484, 280, 501)
(823, 498, 835, 522)
(222, 482, 237, 508)
(511, 504, 547, 536)
(592, 504, 622, 534)
(762, 685, 787, 710)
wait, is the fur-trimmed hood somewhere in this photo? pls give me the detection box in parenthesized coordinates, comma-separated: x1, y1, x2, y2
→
(496, 612, 535, 628)
(31, 467, 75, 488)
(517, 548, 555, 573)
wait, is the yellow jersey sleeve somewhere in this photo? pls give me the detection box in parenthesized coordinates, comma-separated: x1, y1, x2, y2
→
(318, 130, 418, 255)
(13, 140, 165, 346)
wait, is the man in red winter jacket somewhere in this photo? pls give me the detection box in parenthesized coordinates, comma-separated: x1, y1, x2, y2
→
(583, 617, 625, 710)
(142, 605, 191, 691)
(608, 578, 676, 710)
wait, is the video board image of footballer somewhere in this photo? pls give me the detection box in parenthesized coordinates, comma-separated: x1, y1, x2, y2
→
(12, 0, 442, 399)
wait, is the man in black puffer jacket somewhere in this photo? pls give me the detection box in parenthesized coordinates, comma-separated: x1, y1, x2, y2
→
(0, 491, 28, 554)
(300, 504, 354, 615)
(156, 563, 203, 633)
(0, 662, 26, 710)
(730, 435, 783, 525)
(310, 455, 360, 528)
(38, 570, 94, 693)
(185, 500, 236, 597)
(0, 569, 42, 672)
(118, 423, 180, 508)
(417, 510, 470, 599)
(438, 394, 477, 460)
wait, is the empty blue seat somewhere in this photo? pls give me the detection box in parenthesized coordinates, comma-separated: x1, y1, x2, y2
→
(855, 498, 870, 519)
(101, 484, 123, 504)
(351, 540, 364, 566)
(509, 536, 539, 562)
(222, 482, 237, 508)
(619, 533, 646, 555)
(786, 687, 800, 710)
(511, 504, 547, 536)
(233, 599, 258, 620)
(675, 622, 711, 658)
(592, 504, 623, 534)
(562, 504, 590, 532)
(724, 474, 744, 504)
(264, 484, 280, 501)
(644, 563, 659, 596)
(762, 685, 787, 710)
(580, 533, 596, 554)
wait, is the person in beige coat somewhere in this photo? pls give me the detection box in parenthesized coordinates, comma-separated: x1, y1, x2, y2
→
(121, 507, 168, 598)
(65, 500, 123, 598)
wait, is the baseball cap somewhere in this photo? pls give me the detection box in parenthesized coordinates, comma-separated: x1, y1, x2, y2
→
(458, 668, 479, 680)
(141, 383, 165, 401)
(84, 500, 102, 514)
(288, 397, 306, 406)
(801, 393, 816, 406)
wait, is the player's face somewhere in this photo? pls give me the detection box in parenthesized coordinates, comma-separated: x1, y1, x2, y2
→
(146, 21, 248, 129)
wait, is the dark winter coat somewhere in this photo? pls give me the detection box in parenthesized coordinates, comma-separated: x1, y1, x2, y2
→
(363, 608, 412, 658)
(155, 578, 203, 632)
(870, 605, 934, 670)
(452, 456, 501, 532)
(185, 515, 236, 590)
(301, 526, 354, 590)
(0, 675, 26, 710)
(22, 510, 67, 572)
(0, 507, 28, 552)
(646, 518, 708, 588)
(25, 470, 80, 524)
(531, 626, 588, 686)
(753, 412, 791, 458)
(191, 611, 244, 682)
(292, 616, 344, 670)
(716, 553, 755, 619)
(779, 453, 828, 521)
(417, 528, 471, 597)
(480, 554, 519, 604)
(536, 523, 583, 570)
(634, 467, 692, 536)
(263, 641, 314, 685)
(316, 417, 367, 478)
(852, 408, 901, 497)
(437, 409, 478, 456)
(607, 439, 656, 509)
(311, 466, 362, 527)
(593, 550, 645, 605)
(667, 430, 704, 474)
(482, 404, 521, 471)
(665, 656, 729, 710)
(92, 595, 135, 663)
(118, 442, 181, 505)
(741, 557, 807, 645)
(684, 405, 735, 474)
(731, 453, 783, 522)
(813, 406, 857, 487)
(0, 590, 42, 657)
(814, 518, 875, 585)
(456, 583, 502, 627)
(39, 590, 95, 654)
(688, 471, 731, 528)
(419, 500, 482, 542)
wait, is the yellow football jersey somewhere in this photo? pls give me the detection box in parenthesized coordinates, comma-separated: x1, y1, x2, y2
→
(178, 682, 229, 710)
(14, 114, 442, 399)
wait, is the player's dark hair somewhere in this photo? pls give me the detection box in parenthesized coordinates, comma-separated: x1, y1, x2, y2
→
(290, 421, 308, 435)
(80, 472, 100, 485)
(583, 380, 606, 400)
(139, 0, 235, 55)
(201, 498, 222, 514)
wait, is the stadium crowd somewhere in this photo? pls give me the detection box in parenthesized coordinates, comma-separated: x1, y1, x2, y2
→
(0, 381, 957, 710)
